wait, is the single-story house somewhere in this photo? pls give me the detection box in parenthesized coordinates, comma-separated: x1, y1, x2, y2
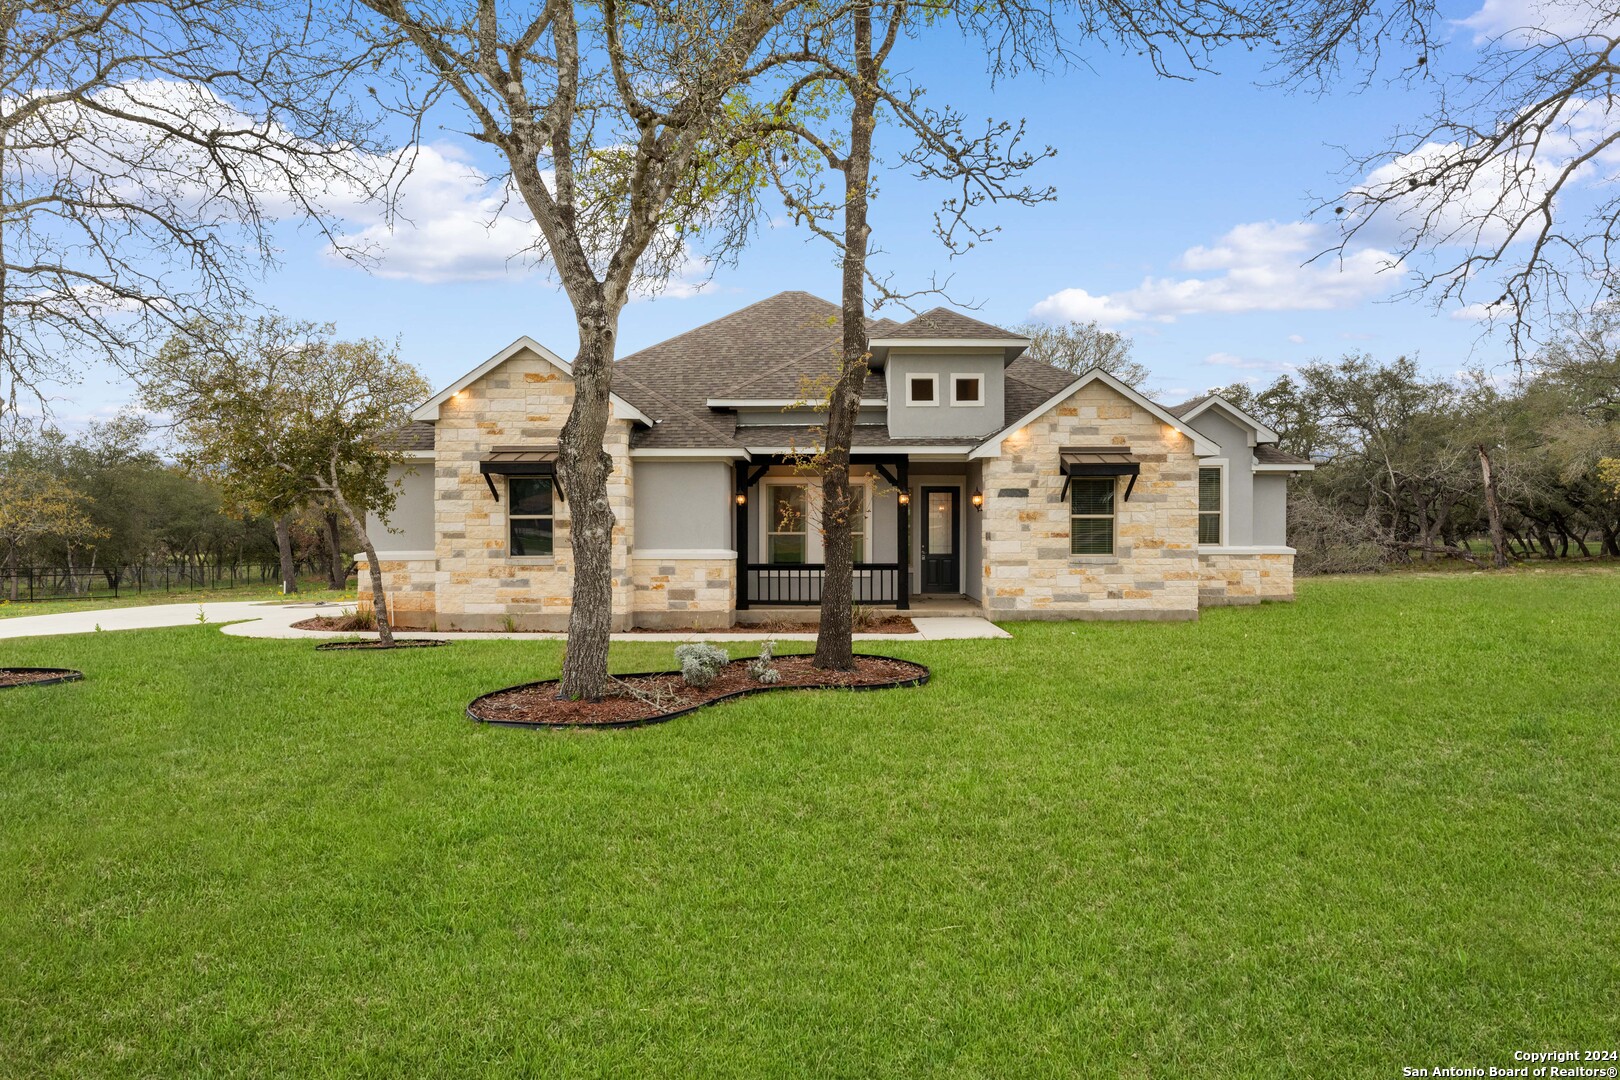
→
(361, 291, 1312, 630)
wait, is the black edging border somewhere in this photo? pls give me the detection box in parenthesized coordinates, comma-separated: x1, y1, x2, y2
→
(0, 667, 85, 689)
(467, 653, 930, 730)
(315, 638, 451, 651)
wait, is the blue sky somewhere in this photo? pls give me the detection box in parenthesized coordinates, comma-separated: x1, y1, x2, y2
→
(48, 0, 1528, 424)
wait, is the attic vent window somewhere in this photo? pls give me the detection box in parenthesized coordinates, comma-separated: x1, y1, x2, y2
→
(951, 374, 982, 406)
(907, 374, 937, 406)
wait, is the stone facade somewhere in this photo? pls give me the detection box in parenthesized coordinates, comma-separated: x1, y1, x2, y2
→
(355, 556, 438, 629)
(628, 557, 735, 629)
(1196, 552, 1295, 606)
(979, 381, 1202, 620)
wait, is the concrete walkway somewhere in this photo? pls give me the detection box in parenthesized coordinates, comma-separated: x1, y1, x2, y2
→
(0, 600, 1010, 642)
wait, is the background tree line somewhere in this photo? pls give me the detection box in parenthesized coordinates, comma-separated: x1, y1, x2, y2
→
(0, 414, 361, 597)
(1212, 309, 1620, 573)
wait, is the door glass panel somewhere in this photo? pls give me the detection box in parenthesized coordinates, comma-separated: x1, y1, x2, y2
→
(927, 492, 954, 555)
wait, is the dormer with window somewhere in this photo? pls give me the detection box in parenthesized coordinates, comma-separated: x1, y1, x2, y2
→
(870, 309, 1028, 440)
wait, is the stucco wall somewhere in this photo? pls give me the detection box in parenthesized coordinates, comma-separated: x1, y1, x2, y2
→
(886, 351, 1005, 439)
(368, 463, 435, 554)
(1183, 407, 1255, 547)
(1253, 474, 1290, 547)
(979, 380, 1201, 620)
(632, 460, 733, 552)
(1198, 551, 1294, 605)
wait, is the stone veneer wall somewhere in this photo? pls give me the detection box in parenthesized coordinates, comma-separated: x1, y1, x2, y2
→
(355, 556, 439, 629)
(628, 558, 735, 629)
(1196, 552, 1295, 606)
(431, 349, 637, 632)
(980, 381, 1201, 620)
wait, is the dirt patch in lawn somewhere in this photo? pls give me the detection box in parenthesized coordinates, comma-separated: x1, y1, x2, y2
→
(314, 639, 449, 651)
(0, 667, 84, 688)
(468, 654, 929, 729)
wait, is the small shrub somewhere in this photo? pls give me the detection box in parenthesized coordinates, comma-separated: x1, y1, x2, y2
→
(748, 639, 779, 683)
(674, 643, 729, 688)
(346, 605, 378, 631)
(501, 613, 518, 633)
(851, 604, 880, 633)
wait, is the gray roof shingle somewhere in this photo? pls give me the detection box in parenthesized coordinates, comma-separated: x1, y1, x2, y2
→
(879, 307, 1026, 341)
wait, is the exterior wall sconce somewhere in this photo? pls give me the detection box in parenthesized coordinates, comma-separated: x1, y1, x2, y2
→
(735, 492, 748, 506)
(971, 490, 985, 509)
(897, 491, 911, 506)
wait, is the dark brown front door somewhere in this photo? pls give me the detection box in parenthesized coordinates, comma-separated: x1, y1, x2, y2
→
(921, 487, 960, 593)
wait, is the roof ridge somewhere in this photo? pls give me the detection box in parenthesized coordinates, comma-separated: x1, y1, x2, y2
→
(616, 290, 836, 365)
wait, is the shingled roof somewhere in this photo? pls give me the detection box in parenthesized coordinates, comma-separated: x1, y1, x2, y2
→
(381, 420, 435, 452)
(1254, 444, 1313, 466)
(876, 307, 1028, 341)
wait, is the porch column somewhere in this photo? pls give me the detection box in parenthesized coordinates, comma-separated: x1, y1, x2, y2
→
(897, 456, 910, 610)
(734, 460, 749, 610)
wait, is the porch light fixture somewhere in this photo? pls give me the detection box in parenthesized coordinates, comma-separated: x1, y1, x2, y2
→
(735, 491, 748, 506)
(897, 491, 911, 506)
(971, 490, 985, 509)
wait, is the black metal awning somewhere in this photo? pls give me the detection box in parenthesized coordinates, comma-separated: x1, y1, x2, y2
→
(1060, 447, 1140, 501)
(478, 447, 563, 502)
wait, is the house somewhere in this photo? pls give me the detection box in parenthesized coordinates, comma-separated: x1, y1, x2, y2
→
(361, 291, 1312, 630)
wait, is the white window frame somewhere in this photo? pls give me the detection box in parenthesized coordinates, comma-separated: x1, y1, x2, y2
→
(764, 481, 811, 565)
(759, 476, 876, 564)
(1197, 461, 1228, 547)
(949, 373, 985, 407)
(906, 373, 939, 407)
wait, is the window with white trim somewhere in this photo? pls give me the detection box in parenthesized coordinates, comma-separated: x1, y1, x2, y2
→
(849, 484, 867, 562)
(508, 477, 555, 556)
(907, 374, 938, 406)
(951, 374, 983, 406)
(1198, 467, 1222, 545)
(1070, 477, 1116, 555)
(767, 483, 808, 564)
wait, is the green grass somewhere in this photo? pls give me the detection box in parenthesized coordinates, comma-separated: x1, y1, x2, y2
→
(2, 573, 1617, 1077)
(0, 575, 354, 618)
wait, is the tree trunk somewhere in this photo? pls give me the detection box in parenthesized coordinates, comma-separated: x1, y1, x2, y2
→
(273, 514, 299, 594)
(324, 509, 346, 589)
(329, 482, 393, 647)
(557, 307, 619, 700)
(813, 3, 879, 673)
(1477, 444, 1508, 569)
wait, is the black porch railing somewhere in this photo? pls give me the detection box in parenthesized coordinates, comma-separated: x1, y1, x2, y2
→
(742, 562, 905, 607)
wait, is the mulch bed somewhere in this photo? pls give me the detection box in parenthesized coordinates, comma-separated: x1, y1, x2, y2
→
(0, 668, 85, 689)
(314, 639, 450, 651)
(293, 614, 919, 636)
(468, 654, 930, 729)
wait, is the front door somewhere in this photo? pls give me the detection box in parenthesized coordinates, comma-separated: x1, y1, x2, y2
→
(921, 487, 960, 593)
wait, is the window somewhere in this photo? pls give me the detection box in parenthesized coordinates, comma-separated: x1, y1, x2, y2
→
(1070, 477, 1115, 555)
(907, 374, 937, 406)
(951, 374, 983, 406)
(849, 485, 867, 563)
(508, 477, 554, 556)
(767, 483, 808, 564)
(1198, 467, 1223, 545)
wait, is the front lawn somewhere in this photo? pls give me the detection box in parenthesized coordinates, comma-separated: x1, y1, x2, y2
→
(2, 573, 1616, 1076)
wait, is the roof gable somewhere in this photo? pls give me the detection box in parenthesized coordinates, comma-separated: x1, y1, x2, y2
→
(1169, 393, 1280, 445)
(970, 367, 1218, 459)
(412, 336, 652, 425)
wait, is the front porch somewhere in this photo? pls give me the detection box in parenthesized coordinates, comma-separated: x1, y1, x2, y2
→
(734, 454, 982, 612)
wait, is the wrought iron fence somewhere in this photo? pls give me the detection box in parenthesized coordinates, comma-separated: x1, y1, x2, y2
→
(1, 563, 285, 603)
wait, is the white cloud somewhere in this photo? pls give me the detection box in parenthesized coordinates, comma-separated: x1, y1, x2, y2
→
(1202, 351, 1298, 375)
(1030, 221, 1396, 326)
(1287, 333, 1307, 344)
(1458, 0, 1614, 43)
